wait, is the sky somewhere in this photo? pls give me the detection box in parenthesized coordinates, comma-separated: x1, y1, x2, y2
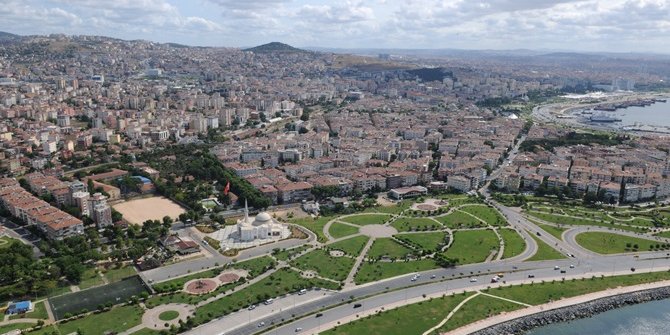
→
(1, 0, 670, 53)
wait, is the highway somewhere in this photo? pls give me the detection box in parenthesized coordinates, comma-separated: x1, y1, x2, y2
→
(181, 251, 670, 335)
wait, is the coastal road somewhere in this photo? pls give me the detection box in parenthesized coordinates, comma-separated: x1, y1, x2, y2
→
(180, 250, 670, 335)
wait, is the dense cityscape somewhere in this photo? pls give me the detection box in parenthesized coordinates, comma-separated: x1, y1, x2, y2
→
(2, 3, 670, 335)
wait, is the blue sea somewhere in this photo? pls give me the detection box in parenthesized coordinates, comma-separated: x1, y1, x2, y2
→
(525, 299, 670, 335)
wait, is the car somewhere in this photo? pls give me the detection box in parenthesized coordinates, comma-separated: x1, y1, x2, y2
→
(554, 266, 560, 270)
(315, 313, 323, 318)
(560, 270, 566, 274)
(411, 277, 417, 282)
(295, 327, 303, 332)
(469, 278, 478, 282)
(527, 274, 535, 278)
(258, 322, 265, 327)
(569, 264, 575, 268)
(430, 274, 436, 279)
(248, 304, 256, 311)
(536, 232, 542, 236)
(353, 303, 362, 308)
(631, 267, 636, 272)
(298, 289, 307, 295)
(264, 298, 274, 305)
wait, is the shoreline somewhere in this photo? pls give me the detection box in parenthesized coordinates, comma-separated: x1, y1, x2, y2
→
(446, 280, 670, 335)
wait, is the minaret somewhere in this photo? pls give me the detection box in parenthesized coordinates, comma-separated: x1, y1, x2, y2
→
(244, 198, 249, 223)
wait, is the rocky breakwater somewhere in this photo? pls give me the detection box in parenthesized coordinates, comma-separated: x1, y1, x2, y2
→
(471, 286, 670, 335)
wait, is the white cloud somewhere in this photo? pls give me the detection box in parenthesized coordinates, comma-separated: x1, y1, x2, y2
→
(0, 0, 669, 52)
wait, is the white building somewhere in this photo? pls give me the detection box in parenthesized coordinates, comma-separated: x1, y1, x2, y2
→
(236, 201, 286, 242)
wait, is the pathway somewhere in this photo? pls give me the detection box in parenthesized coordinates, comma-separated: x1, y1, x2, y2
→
(421, 292, 482, 335)
(342, 238, 375, 289)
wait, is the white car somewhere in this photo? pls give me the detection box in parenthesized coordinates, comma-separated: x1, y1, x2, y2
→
(248, 304, 256, 311)
(469, 278, 478, 282)
(569, 264, 575, 268)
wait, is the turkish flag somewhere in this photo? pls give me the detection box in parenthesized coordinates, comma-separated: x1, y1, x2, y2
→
(224, 181, 230, 195)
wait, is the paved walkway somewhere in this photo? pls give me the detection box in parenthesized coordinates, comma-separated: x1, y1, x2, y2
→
(141, 303, 193, 330)
(342, 237, 375, 289)
(422, 292, 482, 335)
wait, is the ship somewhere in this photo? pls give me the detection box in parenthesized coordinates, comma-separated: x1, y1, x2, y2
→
(590, 115, 622, 123)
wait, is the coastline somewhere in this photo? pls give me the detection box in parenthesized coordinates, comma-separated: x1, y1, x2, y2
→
(445, 280, 670, 335)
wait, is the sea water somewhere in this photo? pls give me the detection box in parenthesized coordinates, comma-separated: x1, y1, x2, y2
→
(525, 298, 670, 335)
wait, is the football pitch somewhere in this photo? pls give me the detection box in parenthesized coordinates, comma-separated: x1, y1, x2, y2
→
(48, 276, 148, 320)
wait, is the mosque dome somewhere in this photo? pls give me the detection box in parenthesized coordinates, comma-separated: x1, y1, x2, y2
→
(253, 212, 273, 226)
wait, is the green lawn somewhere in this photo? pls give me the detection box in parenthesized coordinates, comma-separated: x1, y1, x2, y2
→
(538, 224, 567, 240)
(327, 235, 370, 256)
(0, 323, 36, 334)
(366, 238, 415, 260)
(395, 232, 447, 253)
(435, 211, 485, 229)
(498, 229, 526, 259)
(291, 249, 356, 281)
(192, 268, 339, 326)
(0, 236, 19, 249)
(9, 301, 49, 320)
(341, 214, 391, 226)
(272, 245, 310, 261)
(442, 230, 499, 265)
(392, 217, 442, 232)
(459, 205, 508, 226)
(26, 305, 143, 335)
(575, 232, 662, 254)
(329, 222, 361, 239)
(655, 230, 670, 238)
(102, 265, 137, 283)
(438, 294, 524, 333)
(322, 293, 471, 335)
(158, 310, 179, 321)
(354, 259, 439, 284)
(526, 234, 567, 261)
(290, 216, 335, 243)
(493, 271, 670, 306)
(526, 211, 646, 233)
(78, 267, 105, 290)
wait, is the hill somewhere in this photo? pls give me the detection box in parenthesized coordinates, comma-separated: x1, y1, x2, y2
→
(243, 42, 308, 54)
(0, 31, 21, 41)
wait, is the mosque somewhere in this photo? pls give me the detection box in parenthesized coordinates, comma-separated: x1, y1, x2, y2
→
(236, 201, 286, 242)
(208, 200, 291, 248)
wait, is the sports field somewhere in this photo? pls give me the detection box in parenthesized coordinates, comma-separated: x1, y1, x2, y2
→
(48, 276, 148, 319)
(112, 196, 186, 225)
